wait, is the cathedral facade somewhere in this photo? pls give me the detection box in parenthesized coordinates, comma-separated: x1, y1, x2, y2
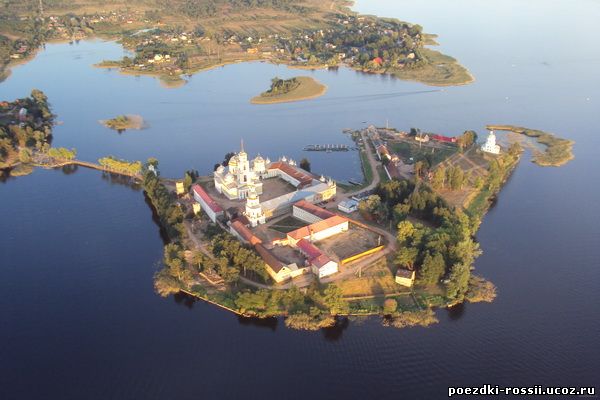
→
(214, 142, 270, 200)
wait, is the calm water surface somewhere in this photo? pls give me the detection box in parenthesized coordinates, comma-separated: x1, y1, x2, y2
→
(1, 0, 599, 399)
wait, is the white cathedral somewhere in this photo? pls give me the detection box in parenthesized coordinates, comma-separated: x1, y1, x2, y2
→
(214, 141, 269, 200)
(214, 140, 337, 227)
(481, 130, 501, 155)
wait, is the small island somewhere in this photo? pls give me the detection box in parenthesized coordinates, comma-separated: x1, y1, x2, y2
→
(100, 114, 146, 132)
(251, 76, 327, 104)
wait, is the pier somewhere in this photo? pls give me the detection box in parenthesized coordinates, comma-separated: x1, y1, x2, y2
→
(303, 144, 354, 152)
(35, 157, 143, 179)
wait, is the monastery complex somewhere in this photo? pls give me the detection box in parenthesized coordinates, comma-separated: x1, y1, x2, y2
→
(190, 141, 385, 284)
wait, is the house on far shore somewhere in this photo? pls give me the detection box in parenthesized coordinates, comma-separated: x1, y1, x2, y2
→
(192, 184, 224, 223)
(395, 268, 415, 287)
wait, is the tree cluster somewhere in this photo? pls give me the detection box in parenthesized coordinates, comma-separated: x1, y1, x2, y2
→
(262, 77, 300, 97)
(98, 156, 143, 175)
(0, 90, 54, 166)
(368, 179, 481, 301)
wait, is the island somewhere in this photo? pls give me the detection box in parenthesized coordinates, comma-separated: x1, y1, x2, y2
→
(0, 90, 56, 176)
(251, 76, 327, 104)
(100, 114, 146, 132)
(1, 1, 473, 88)
(2, 89, 576, 331)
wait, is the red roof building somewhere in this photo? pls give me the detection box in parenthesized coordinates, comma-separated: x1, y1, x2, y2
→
(430, 134, 457, 143)
(192, 185, 223, 213)
(296, 238, 323, 260)
(293, 200, 336, 221)
(268, 161, 315, 188)
(372, 57, 383, 65)
(255, 244, 285, 273)
(287, 215, 349, 243)
(192, 184, 224, 223)
(230, 220, 262, 246)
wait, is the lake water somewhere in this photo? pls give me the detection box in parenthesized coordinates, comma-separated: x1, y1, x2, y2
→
(1, 0, 599, 399)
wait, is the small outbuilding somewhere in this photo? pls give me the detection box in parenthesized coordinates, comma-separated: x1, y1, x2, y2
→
(395, 268, 415, 288)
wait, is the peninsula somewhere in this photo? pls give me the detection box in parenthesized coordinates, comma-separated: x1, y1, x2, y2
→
(1, 1, 473, 88)
(251, 76, 327, 104)
(486, 124, 574, 166)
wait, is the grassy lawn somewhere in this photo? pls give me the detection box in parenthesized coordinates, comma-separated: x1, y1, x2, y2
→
(389, 141, 458, 166)
(337, 258, 398, 297)
(269, 216, 307, 234)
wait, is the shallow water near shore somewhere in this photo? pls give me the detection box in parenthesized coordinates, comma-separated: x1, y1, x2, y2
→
(1, 0, 600, 399)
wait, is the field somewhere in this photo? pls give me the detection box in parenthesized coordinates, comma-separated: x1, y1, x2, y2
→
(250, 76, 327, 104)
(389, 139, 458, 166)
(434, 147, 490, 209)
(336, 258, 403, 298)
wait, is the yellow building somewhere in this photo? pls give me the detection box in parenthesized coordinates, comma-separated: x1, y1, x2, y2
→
(192, 203, 201, 215)
(175, 181, 185, 195)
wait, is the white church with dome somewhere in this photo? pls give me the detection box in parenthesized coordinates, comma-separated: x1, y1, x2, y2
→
(481, 130, 501, 155)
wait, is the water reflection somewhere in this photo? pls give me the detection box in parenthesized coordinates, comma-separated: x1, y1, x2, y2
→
(100, 171, 142, 191)
(446, 303, 466, 321)
(173, 291, 197, 309)
(321, 316, 350, 341)
(60, 164, 79, 175)
(143, 191, 171, 245)
(237, 316, 279, 331)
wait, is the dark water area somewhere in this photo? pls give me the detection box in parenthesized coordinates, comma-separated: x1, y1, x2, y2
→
(1, 0, 600, 398)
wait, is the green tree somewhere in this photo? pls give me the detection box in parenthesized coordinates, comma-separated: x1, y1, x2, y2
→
(299, 157, 311, 172)
(395, 246, 419, 269)
(431, 167, 445, 189)
(18, 148, 31, 163)
(446, 263, 471, 301)
(322, 284, 348, 315)
(418, 252, 445, 285)
(183, 171, 193, 192)
(383, 298, 397, 315)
